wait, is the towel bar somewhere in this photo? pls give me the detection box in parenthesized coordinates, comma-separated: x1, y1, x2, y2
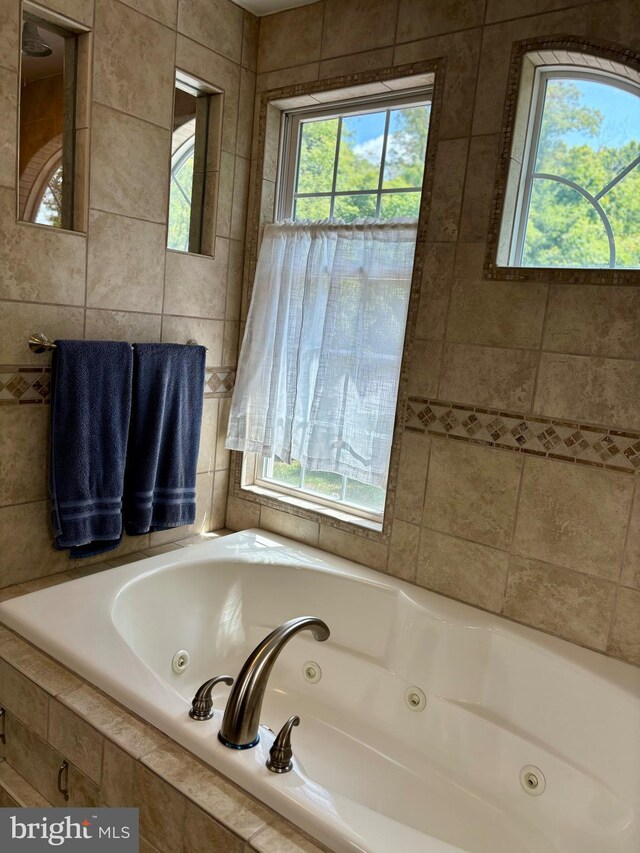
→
(28, 332, 207, 353)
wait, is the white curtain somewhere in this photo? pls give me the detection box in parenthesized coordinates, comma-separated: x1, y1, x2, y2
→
(226, 220, 417, 488)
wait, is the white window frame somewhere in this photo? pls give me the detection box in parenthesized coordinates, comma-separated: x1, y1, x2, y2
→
(243, 88, 432, 528)
(507, 66, 640, 269)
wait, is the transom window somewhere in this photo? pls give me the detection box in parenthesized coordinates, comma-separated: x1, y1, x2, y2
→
(500, 60, 640, 270)
(251, 91, 431, 522)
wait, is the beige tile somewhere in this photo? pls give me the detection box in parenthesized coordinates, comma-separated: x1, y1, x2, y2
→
(0, 659, 49, 738)
(147, 471, 214, 545)
(40, 0, 93, 25)
(5, 712, 99, 807)
(256, 63, 319, 94)
(133, 764, 186, 853)
(414, 244, 455, 341)
(513, 457, 633, 580)
(453, 242, 486, 279)
(318, 526, 388, 572)
(439, 343, 538, 410)
(140, 839, 162, 853)
(424, 438, 522, 549)
(417, 528, 508, 612)
(0, 760, 50, 807)
(0, 501, 71, 587)
(90, 104, 170, 223)
(504, 557, 616, 650)
(0, 0, 20, 72)
(48, 699, 103, 783)
(397, 0, 484, 41)
(250, 821, 325, 853)
(143, 543, 182, 557)
(87, 210, 165, 312)
(101, 740, 134, 807)
(622, 489, 640, 591)
(393, 431, 430, 524)
(319, 47, 394, 80)
(164, 244, 228, 319)
(60, 684, 166, 758)
(487, 0, 600, 21)
(237, 67, 256, 160)
(608, 587, 640, 665)
(0, 67, 16, 188)
(534, 353, 640, 432)
(321, 0, 397, 59)
(0, 301, 84, 364)
(260, 506, 319, 547)
(472, 9, 588, 135)
(242, 8, 258, 71)
(198, 397, 218, 474)
(94, 0, 175, 127)
(407, 339, 442, 398)
(211, 468, 229, 530)
(161, 316, 224, 366)
(425, 139, 469, 242)
(223, 320, 240, 365)
(387, 520, 420, 582)
(543, 285, 640, 360)
(142, 742, 271, 839)
(215, 398, 231, 470)
(226, 495, 260, 531)
(0, 188, 86, 304)
(216, 150, 235, 238)
(185, 801, 243, 853)
(120, 0, 178, 28)
(85, 309, 162, 343)
(0, 406, 48, 506)
(175, 36, 240, 154)
(226, 239, 244, 321)
(458, 134, 501, 243)
(177, 0, 243, 63)
(0, 629, 81, 696)
(447, 279, 547, 348)
(588, 0, 640, 49)
(394, 28, 482, 140)
(258, 3, 323, 72)
(231, 157, 250, 241)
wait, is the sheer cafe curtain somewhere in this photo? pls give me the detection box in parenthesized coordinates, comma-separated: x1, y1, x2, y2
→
(226, 220, 418, 488)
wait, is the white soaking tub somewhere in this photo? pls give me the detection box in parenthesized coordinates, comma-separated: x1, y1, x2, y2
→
(0, 530, 638, 853)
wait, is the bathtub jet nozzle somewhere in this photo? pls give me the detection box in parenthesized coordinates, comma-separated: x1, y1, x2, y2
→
(218, 616, 330, 750)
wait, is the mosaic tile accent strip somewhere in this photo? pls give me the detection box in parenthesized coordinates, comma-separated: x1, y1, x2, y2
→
(406, 398, 640, 475)
(0, 366, 236, 404)
(0, 367, 51, 405)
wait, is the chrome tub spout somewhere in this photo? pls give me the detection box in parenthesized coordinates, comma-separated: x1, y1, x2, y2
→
(218, 616, 330, 749)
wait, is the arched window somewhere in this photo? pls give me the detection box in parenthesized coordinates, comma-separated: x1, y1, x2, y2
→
(497, 49, 640, 272)
(34, 160, 63, 227)
(167, 118, 196, 252)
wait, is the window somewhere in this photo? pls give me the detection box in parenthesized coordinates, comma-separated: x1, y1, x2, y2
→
(244, 90, 431, 525)
(18, 5, 89, 231)
(167, 73, 222, 256)
(499, 55, 640, 270)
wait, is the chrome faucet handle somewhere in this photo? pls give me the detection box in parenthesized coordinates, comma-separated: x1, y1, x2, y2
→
(266, 715, 300, 773)
(189, 675, 234, 720)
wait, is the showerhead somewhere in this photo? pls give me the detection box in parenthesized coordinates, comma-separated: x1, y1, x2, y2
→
(22, 21, 52, 58)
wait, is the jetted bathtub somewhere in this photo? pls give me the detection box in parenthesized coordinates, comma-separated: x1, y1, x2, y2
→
(0, 530, 638, 852)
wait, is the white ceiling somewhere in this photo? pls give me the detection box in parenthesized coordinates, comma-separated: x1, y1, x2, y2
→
(234, 0, 317, 16)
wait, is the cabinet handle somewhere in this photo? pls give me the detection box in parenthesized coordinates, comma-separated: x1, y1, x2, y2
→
(57, 760, 69, 802)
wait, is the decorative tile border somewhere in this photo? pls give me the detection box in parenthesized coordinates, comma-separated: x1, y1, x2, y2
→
(0, 365, 236, 405)
(0, 366, 51, 405)
(406, 397, 640, 474)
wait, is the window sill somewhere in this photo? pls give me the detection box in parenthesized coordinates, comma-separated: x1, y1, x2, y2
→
(239, 483, 384, 534)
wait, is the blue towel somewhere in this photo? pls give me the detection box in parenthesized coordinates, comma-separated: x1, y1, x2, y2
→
(50, 340, 133, 558)
(124, 343, 206, 535)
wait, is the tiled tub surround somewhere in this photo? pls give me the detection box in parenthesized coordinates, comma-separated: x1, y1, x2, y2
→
(0, 0, 257, 586)
(1, 530, 639, 853)
(0, 626, 326, 853)
(226, 0, 640, 668)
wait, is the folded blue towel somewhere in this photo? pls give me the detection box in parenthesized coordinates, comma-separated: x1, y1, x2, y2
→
(124, 343, 206, 535)
(50, 340, 133, 558)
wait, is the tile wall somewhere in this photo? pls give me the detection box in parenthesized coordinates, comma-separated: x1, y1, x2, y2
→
(227, 0, 640, 666)
(0, 0, 257, 586)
